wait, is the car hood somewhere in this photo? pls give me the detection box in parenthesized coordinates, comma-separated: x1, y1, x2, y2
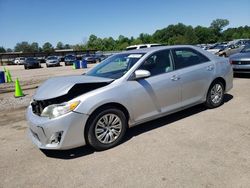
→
(229, 52, 250, 60)
(47, 59, 57, 63)
(65, 59, 76, 62)
(33, 75, 114, 100)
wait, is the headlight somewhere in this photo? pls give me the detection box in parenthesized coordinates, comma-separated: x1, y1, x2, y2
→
(41, 101, 80, 119)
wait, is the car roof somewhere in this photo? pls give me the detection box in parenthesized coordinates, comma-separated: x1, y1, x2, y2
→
(121, 45, 196, 54)
(119, 45, 219, 60)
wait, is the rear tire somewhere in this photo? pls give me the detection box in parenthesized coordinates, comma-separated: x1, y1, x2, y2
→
(86, 108, 127, 151)
(205, 81, 225, 108)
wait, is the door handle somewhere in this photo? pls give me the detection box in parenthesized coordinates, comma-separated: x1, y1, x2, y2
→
(171, 75, 180, 81)
(207, 65, 214, 71)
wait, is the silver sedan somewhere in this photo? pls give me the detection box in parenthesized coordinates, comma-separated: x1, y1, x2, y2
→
(46, 56, 60, 67)
(26, 45, 233, 150)
(229, 45, 250, 74)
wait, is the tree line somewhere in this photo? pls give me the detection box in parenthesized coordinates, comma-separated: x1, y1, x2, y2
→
(0, 19, 250, 53)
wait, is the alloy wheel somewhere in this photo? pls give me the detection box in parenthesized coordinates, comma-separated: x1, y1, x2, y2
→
(95, 114, 122, 144)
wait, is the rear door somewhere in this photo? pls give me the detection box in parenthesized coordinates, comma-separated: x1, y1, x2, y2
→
(171, 48, 214, 107)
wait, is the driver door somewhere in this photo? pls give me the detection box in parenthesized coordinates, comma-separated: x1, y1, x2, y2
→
(127, 49, 181, 124)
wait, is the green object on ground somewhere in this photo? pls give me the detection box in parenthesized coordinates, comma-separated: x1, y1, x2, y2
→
(14, 78, 24, 97)
(6, 69, 13, 83)
(73, 63, 76, 70)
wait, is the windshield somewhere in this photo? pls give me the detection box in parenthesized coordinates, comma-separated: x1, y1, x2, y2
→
(241, 45, 250, 53)
(65, 55, 76, 61)
(26, 57, 36, 62)
(47, 56, 57, 60)
(86, 53, 145, 79)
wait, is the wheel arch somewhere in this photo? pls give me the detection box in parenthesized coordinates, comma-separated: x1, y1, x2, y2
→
(84, 102, 130, 141)
(211, 77, 226, 90)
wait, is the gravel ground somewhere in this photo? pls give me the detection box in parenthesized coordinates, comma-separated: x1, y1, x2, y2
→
(0, 74, 250, 188)
(0, 64, 94, 111)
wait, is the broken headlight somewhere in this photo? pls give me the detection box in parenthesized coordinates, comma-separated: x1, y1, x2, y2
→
(41, 101, 80, 119)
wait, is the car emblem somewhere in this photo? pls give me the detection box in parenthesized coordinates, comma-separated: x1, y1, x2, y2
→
(238, 62, 241, 64)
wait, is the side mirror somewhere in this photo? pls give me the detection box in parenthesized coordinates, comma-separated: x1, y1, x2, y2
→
(134, 70, 151, 80)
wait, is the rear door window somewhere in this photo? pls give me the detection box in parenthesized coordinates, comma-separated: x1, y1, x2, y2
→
(172, 48, 210, 70)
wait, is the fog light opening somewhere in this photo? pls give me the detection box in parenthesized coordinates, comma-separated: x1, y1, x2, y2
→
(50, 131, 63, 144)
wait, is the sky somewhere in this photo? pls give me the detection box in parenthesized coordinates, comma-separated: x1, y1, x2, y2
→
(0, 0, 250, 49)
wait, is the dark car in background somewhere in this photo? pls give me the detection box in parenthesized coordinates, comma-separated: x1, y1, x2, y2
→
(24, 57, 41, 69)
(64, 55, 76, 66)
(229, 45, 250, 74)
(83, 56, 100, 64)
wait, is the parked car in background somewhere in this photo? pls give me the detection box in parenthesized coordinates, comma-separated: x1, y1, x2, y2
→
(206, 44, 227, 54)
(24, 57, 41, 69)
(27, 45, 233, 151)
(229, 44, 250, 74)
(64, 55, 76, 66)
(83, 54, 102, 64)
(14, 57, 26, 65)
(46, 56, 60, 67)
(83, 56, 98, 64)
(38, 57, 46, 64)
(217, 44, 244, 57)
(228, 39, 250, 47)
(126, 43, 164, 50)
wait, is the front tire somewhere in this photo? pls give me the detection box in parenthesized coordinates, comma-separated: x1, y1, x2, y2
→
(86, 108, 127, 151)
(205, 81, 225, 108)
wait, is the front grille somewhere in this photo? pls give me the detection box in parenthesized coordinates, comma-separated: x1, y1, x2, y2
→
(232, 61, 250, 65)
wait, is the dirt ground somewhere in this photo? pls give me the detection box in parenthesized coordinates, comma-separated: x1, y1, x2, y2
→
(0, 64, 94, 93)
(0, 66, 250, 187)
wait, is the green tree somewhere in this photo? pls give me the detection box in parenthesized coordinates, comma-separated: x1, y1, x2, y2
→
(56, 42, 64, 49)
(0, 46, 6, 53)
(194, 26, 217, 43)
(87, 34, 99, 49)
(139, 33, 152, 43)
(30, 42, 39, 52)
(42, 42, 54, 52)
(210, 19, 229, 33)
(14, 41, 31, 52)
(64, 44, 71, 49)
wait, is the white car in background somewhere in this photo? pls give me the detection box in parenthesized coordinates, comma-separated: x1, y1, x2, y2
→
(14, 57, 26, 65)
(46, 56, 60, 67)
(126, 44, 164, 50)
(206, 45, 227, 54)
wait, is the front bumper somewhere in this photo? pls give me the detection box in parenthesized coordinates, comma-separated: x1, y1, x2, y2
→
(26, 106, 89, 150)
(47, 63, 60, 67)
(65, 61, 74, 65)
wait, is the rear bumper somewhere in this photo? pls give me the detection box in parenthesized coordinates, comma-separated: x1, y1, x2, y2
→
(26, 106, 89, 150)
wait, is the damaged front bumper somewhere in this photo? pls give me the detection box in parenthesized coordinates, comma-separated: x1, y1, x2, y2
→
(26, 105, 89, 150)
